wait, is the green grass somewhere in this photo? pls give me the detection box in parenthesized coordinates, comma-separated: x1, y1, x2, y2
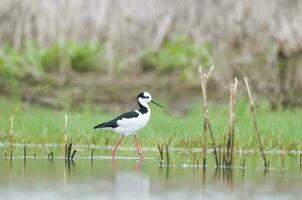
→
(141, 35, 213, 80)
(0, 97, 301, 150)
(0, 41, 105, 79)
(0, 36, 212, 82)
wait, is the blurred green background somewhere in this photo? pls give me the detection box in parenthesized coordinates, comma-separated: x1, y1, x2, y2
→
(0, 0, 301, 148)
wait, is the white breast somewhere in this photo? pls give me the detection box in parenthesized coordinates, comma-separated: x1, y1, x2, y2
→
(113, 111, 150, 135)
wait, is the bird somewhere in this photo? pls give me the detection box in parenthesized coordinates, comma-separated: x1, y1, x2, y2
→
(94, 92, 164, 159)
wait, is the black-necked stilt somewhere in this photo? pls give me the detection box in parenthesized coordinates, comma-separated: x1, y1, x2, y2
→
(94, 92, 164, 159)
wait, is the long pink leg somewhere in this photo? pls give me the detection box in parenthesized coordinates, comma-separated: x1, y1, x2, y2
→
(134, 134, 144, 160)
(112, 135, 125, 158)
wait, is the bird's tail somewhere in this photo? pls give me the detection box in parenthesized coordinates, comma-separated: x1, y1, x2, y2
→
(94, 122, 106, 129)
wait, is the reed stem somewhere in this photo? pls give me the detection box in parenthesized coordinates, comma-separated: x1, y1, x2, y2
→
(48, 152, 54, 160)
(199, 65, 219, 168)
(9, 114, 14, 160)
(71, 150, 77, 160)
(64, 114, 68, 160)
(157, 144, 164, 165)
(91, 131, 96, 161)
(67, 142, 72, 160)
(229, 78, 238, 166)
(165, 144, 170, 167)
(244, 77, 268, 169)
(23, 138, 26, 161)
(300, 153, 302, 169)
(91, 148, 94, 161)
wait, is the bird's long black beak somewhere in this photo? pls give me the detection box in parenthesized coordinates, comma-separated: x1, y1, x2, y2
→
(151, 100, 165, 109)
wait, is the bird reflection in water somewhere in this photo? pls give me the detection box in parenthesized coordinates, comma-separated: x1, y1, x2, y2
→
(110, 158, 150, 199)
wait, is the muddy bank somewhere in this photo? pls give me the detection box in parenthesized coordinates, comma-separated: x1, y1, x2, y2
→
(7, 71, 214, 113)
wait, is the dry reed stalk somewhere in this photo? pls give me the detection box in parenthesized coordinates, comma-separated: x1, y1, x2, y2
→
(90, 133, 95, 161)
(71, 150, 77, 160)
(244, 77, 268, 169)
(23, 138, 26, 161)
(9, 114, 14, 159)
(278, 134, 285, 171)
(281, 146, 285, 171)
(67, 142, 72, 160)
(195, 154, 199, 167)
(226, 78, 238, 166)
(230, 78, 238, 166)
(165, 144, 170, 167)
(299, 144, 302, 169)
(64, 114, 68, 160)
(48, 152, 54, 160)
(157, 143, 164, 165)
(222, 134, 227, 167)
(217, 144, 221, 167)
(199, 65, 219, 168)
(300, 153, 302, 169)
(91, 148, 94, 161)
(241, 155, 246, 170)
(240, 138, 250, 170)
(193, 153, 196, 167)
(63, 113, 77, 161)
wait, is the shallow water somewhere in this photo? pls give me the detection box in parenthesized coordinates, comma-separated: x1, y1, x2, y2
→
(0, 147, 301, 200)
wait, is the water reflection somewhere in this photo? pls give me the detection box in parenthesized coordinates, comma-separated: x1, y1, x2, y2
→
(65, 159, 76, 176)
(23, 156, 26, 185)
(0, 151, 302, 200)
(109, 158, 150, 199)
(158, 162, 170, 180)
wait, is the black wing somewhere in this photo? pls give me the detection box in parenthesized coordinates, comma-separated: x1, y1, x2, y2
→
(94, 111, 139, 129)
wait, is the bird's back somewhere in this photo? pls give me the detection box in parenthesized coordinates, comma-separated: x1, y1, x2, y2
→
(115, 110, 150, 135)
(94, 110, 150, 135)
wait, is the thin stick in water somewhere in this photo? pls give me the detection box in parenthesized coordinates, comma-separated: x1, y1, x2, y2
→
(91, 148, 94, 161)
(9, 114, 14, 160)
(165, 144, 170, 167)
(244, 77, 268, 169)
(300, 153, 302, 169)
(64, 114, 68, 160)
(157, 143, 164, 165)
(67, 142, 72, 160)
(48, 152, 54, 160)
(241, 156, 246, 170)
(71, 150, 77, 160)
(91, 131, 96, 161)
(23, 138, 27, 161)
(229, 78, 238, 166)
(199, 65, 219, 168)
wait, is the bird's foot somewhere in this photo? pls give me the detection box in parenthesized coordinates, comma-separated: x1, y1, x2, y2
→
(138, 152, 144, 160)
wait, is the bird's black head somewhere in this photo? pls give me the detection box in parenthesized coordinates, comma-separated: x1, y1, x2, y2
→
(137, 91, 164, 109)
(137, 92, 151, 101)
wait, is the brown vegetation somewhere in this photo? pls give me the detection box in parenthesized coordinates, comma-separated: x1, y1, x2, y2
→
(1, 0, 302, 107)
